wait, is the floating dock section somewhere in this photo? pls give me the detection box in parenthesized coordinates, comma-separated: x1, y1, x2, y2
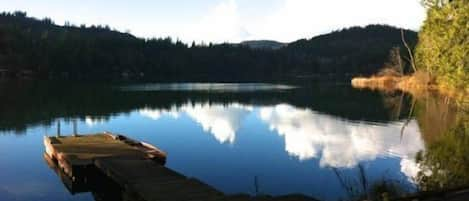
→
(43, 132, 318, 201)
(43, 132, 226, 201)
(44, 133, 167, 179)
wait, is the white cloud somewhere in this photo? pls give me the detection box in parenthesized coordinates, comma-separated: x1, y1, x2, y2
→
(178, 0, 426, 43)
(178, 0, 249, 43)
(247, 0, 426, 42)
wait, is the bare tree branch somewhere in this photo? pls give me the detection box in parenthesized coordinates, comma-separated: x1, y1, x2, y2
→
(401, 29, 417, 72)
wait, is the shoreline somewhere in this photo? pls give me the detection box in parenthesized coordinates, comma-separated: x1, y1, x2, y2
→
(351, 74, 468, 105)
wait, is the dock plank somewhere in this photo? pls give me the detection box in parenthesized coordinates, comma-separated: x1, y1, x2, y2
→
(95, 158, 182, 185)
(95, 157, 224, 201)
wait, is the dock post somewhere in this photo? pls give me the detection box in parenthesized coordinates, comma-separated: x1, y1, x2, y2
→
(56, 120, 61, 137)
(73, 120, 77, 137)
(254, 176, 259, 195)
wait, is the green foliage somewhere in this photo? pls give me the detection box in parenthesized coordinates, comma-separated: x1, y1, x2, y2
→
(415, 0, 469, 90)
(0, 12, 417, 81)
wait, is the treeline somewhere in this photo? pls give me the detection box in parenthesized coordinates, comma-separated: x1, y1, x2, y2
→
(0, 11, 417, 81)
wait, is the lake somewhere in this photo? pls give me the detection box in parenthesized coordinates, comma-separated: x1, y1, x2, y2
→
(0, 81, 465, 201)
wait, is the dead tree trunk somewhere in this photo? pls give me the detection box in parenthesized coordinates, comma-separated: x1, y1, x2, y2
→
(401, 29, 417, 72)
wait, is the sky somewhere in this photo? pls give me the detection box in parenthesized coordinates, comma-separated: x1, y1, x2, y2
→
(0, 0, 427, 43)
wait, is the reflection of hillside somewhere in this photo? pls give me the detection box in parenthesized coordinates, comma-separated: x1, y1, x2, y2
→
(0, 82, 412, 132)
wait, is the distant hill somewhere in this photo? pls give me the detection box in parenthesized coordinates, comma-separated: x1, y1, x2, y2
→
(0, 12, 417, 81)
(239, 40, 286, 50)
(281, 25, 418, 75)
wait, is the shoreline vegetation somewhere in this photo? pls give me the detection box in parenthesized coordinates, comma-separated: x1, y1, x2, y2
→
(351, 71, 434, 92)
(352, 2, 469, 198)
(351, 70, 468, 106)
(352, 0, 468, 105)
(352, 72, 444, 95)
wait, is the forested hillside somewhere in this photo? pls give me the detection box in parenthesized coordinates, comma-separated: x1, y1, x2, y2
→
(283, 25, 418, 75)
(0, 11, 417, 81)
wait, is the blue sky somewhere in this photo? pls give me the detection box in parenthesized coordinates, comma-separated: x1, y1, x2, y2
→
(1, 0, 426, 43)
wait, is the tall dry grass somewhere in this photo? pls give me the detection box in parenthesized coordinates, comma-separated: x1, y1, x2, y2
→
(351, 75, 401, 91)
(352, 69, 435, 90)
(351, 69, 468, 107)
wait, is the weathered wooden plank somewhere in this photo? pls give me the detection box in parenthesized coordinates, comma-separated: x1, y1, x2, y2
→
(44, 133, 166, 164)
(134, 180, 224, 201)
(95, 158, 182, 185)
(43, 153, 90, 194)
(44, 133, 167, 180)
(94, 157, 224, 201)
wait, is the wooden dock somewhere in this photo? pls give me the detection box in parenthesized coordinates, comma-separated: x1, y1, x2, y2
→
(44, 133, 167, 179)
(44, 132, 318, 201)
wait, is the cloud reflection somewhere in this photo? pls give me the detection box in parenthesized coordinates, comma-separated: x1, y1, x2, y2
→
(138, 102, 425, 179)
(85, 116, 108, 126)
(181, 103, 252, 144)
(139, 103, 252, 144)
(139, 107, 179, 120)
(259, 104, 424, 179)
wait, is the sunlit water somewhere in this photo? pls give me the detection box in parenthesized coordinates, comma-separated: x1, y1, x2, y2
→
(120, 83, 297, 92)
(0, 82, 425, 201)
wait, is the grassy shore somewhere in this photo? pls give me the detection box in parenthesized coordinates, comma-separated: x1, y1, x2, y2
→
(351, 72, 433, 92)
(351, 72, 468, 106)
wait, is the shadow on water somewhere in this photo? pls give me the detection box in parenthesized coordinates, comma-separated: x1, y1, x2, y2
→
(43, 152, 132, 201)
(331, 163, 411, 201)
(0, 81, 412, 133)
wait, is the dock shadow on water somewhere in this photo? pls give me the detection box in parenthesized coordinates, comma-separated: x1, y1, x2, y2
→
(0, 81, 467, 201)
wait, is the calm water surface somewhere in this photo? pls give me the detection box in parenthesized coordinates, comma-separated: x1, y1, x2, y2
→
(0, 82, 436, 201)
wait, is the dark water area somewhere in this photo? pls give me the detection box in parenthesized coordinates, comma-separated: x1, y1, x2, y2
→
(0, 81, 466, 201)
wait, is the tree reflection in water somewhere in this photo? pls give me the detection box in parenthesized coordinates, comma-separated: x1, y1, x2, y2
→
(413, 95, 469, 191)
